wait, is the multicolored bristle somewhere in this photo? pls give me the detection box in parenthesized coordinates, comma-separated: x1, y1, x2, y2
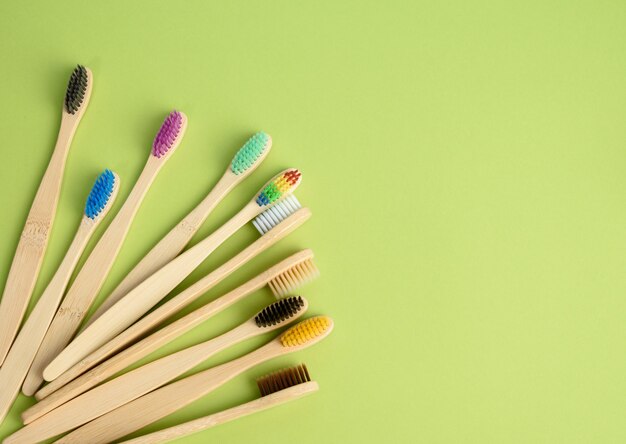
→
(152, 111, 185, 158)
(64, 65, 88, 115)
(252, 195, 302, 235)
(280, 316, 333, 348)
(231, 132, 271, 175)
(256, 364, 311, 397)
(254, 296, 306, 328)
(256, 169, 302, 207)
(269, 258, 319, 298)
(85, 169, 117, 220)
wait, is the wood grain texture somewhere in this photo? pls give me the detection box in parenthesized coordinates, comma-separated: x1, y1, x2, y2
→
(23, 116, 186, 395)
(25, 210, 311, 424)
(119, 382, 319, 444)
(0, 68, 93, 365)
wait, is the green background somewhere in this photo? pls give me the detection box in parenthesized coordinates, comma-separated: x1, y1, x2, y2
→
(1, 1, 625, 442)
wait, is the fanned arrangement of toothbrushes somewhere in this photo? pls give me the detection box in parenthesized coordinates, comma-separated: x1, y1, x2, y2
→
(0, 65, 332, 444)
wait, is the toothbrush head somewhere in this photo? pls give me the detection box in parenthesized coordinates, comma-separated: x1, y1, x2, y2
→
(152, 111, 187, 158)
(64, 65, 89, 115)
(231, 132, 272, 175)
(84, 169, 120, 221)
(255, 169, 302, 208)
(254, 296, 307, 328)
(279, 316, 333, 348)
(268, 255, 319, 298)
(256, 364, 312, 397)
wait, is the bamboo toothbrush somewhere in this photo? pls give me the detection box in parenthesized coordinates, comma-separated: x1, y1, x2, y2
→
(8, 316, 333, 444)
(22, 110, 187, 395)
(13, 297, 308, 436)
(26, 251, 318, 422)
(44, 169, 302, 381)
(120, 364, 318, 444)
(29, 202, 309, 407)
(0, 170, 119, 424)
(0, 65, 93, 365)
(85, 132, 272, 324)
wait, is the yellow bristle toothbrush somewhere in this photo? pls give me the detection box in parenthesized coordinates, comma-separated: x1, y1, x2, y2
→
(43, 169, 302, 382)
(85, 132, 272, 324)
(26, 250, 318, 422)
(30, 200, 308, 404)
(120, 364, 318, 444)
(0, 170, 119, 424)
(6, 317, 333, 444)
(0, 65, 93, 365)
(22, 110, 187, 395)
(13, 297, 309, 435)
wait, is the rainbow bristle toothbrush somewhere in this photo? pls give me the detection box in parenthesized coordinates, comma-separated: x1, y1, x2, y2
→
(22, 110, 187, 395)
(29, 205, 310, 408)
(0, 169, 119, 424)
(86, 132, 272, 323)
(27, 250, 318, 420)
(0, 65, 93, 365)
(120, 364, 318, 444)
(43, 169, 302, 381)
(9, 317, 333, 444)
(14, 297, 308, 435)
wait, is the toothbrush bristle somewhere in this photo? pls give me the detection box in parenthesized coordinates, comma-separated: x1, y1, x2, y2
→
(85, 169, 117, 220)
(269, 258, 319, 299)
(252, 195, 302, 235)
(64, 65, 88, 114)
(152, 111, 184, 158)
(254, 296, 305, 328)
(256, 169, 302, 207)
(231, 132, 271, 175)
(256, 364, 311, 397)
(280, 316, 333, 348)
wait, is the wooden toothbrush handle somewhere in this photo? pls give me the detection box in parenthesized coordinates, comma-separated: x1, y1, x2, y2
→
(0, 220, 94, 422)
(120, 382, 319, 444)
(0, 115, 79, 365)
(24, 159, 160, 393)
(86, 170, 239, 323)
(55, 347, 278, 444)
(18, 327, 253, 441)
(44, 202, 257, 381)
(30, 208, 311, 407)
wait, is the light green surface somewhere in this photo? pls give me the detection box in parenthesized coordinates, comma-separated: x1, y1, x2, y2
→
(0, 1, 625, 443)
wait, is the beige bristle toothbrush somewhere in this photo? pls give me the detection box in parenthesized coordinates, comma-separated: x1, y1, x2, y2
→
(85, 131, 272, 324)
(43, 169, 302, 381)
(22, 110, 188, 395)
(30, 202, 309, 407)
(0, 169, 120, 424)
(12, 297, 309, 435)
(7, 316, 333, 444)
(120, 364, 318, 444)
(0, 65, 93, 365)
(26, 249, 318, 422)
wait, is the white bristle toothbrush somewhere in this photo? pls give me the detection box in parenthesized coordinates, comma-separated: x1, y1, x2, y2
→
(0, 65, 93, 365)
(85, 132, 272, 324)
(13, 297, 309, 435)
(8, 317, 333, 444)
(27, 249, 318, 422)
(0, 169, 119, 424)
(30, 203, 309, 407)
(43, 169, 302, 381)
(119, 364, 318, 444)
(22, 110, 187, 395)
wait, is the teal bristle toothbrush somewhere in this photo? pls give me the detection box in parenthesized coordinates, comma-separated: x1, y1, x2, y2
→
(22, 110, 187, 395)
(43, 169, 302, 381)
(85, 131, 272, 323)
(0, 169, 119, 424)
(0, 65, 93, 365)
